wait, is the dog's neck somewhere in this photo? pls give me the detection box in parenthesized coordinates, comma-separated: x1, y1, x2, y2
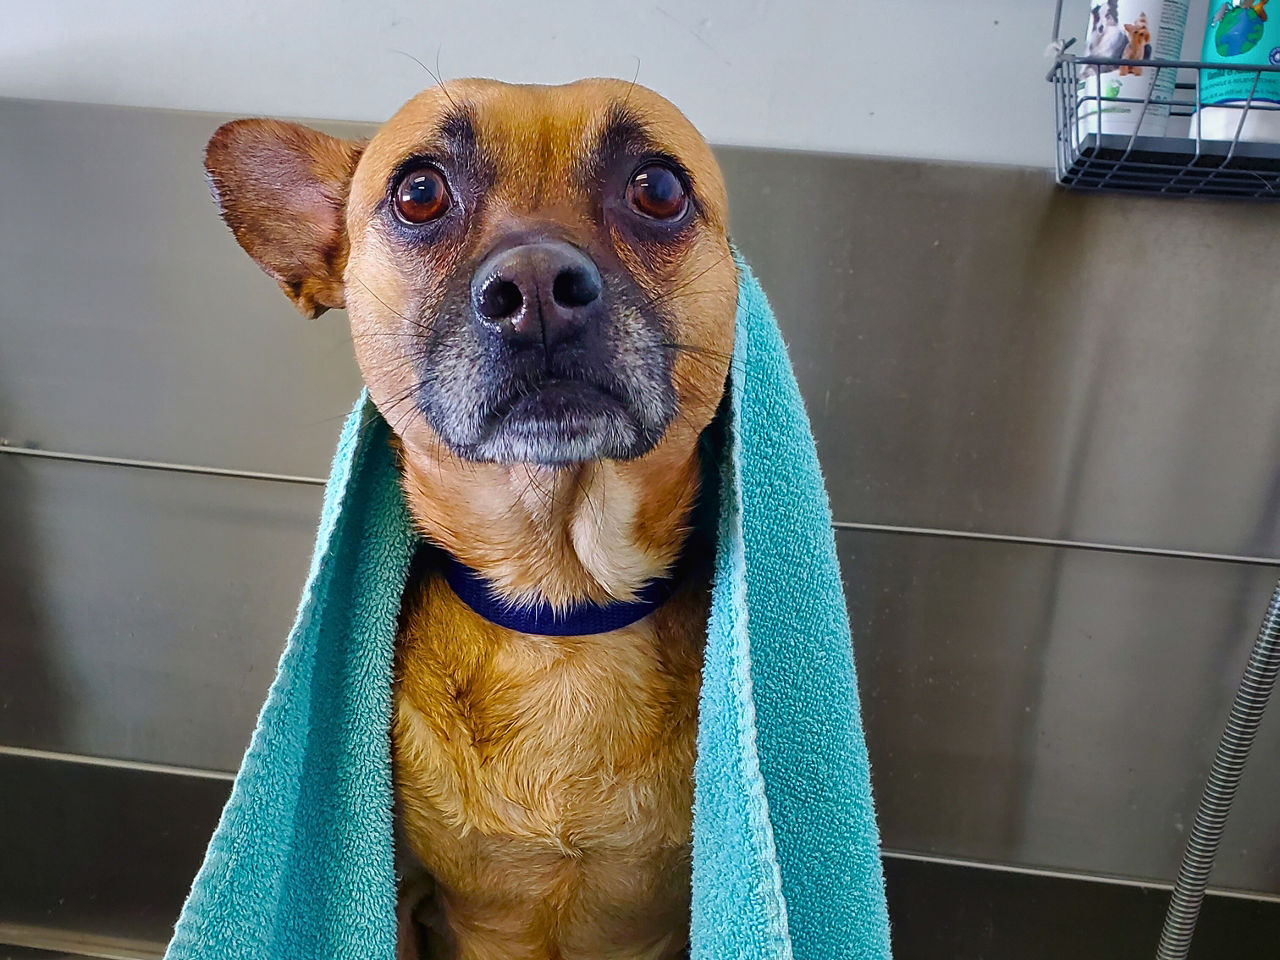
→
(398, 440, 703, 610)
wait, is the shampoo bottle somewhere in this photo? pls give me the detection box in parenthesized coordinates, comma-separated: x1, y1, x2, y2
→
(1077, 0, 1190, 139)
(1195, 1, 1280, 142)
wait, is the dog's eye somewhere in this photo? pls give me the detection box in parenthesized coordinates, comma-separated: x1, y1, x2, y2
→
(394, 166, 451, 224)
(626, 163, 688, 221)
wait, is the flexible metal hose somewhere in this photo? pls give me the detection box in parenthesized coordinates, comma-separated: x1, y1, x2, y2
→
(1155, 578, 1280, 960)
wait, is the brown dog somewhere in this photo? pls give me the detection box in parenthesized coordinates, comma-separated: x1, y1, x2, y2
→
(1118, 13, 1151, 76)
(204, 79, 737, 959)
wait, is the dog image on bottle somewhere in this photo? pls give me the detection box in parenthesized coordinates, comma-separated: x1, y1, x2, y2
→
(1082, 0, 1131, 77)
(1119, 12, 1154, 75)
(1077, 0, 1189, 138)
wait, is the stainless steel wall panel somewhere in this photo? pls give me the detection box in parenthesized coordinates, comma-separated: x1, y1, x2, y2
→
(0, 454, 318, 770)
(880, 856, 1280, 960)
(717, 151, 1280, 559)
(0, 98, 367, 478)
(844, 527, 1280, 893)
(0, 754, 226, 951)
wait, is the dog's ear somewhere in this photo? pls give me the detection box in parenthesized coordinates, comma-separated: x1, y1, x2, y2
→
(204, 119, 364, 318)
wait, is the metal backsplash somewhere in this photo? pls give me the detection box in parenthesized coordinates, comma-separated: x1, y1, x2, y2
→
(1, 99, 1278, 900)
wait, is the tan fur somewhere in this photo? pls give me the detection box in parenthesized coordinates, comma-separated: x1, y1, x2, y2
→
(394, 563, 708, 959)
(204, 78, 738, 959)
(1118, 14, 1150, 76)
(205, 119, 363, 317)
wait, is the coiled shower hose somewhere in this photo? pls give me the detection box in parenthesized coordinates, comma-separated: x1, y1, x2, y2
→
(1155, 577, 1280, 960)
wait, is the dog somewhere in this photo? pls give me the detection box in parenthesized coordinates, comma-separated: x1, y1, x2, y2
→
(1118, 12, 1153, 76)
(1081, 0, 1128, 77)
(203, 78, 738, 959)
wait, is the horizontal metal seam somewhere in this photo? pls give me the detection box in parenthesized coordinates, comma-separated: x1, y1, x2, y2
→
(0, 922, 164, 960)
(832, 521, 1280, 568)
(4, 444, 1279, 567)
(0, 744, 236, 781)
(879, 848, 1280, 905)
(0, 443, 325, 486)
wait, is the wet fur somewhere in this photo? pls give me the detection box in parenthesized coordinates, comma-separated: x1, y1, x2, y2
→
(204, 79, 737, 959)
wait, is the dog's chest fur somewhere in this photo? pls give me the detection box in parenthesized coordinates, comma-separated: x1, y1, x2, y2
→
(393, 565, 707, 960)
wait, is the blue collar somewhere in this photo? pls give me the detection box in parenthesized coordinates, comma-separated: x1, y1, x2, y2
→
(441, 553, 680, 636)
(437, 419, 721, 636)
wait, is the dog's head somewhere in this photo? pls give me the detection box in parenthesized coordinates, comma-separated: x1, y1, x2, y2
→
(1124, 16, 1149, 46)
(205, 79, 735, 473)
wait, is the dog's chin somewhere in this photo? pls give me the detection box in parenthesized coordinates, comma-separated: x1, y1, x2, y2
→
(464, 381, 654, 466)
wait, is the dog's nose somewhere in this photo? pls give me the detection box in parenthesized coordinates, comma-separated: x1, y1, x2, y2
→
(471, 241, 602, 348)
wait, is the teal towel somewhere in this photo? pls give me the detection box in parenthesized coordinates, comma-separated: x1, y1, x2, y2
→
(165, 259, 891, 960)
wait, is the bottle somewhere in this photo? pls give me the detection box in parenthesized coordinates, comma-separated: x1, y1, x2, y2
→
(1076, 1, 1191, 139)
(1194, 1, 1280, 142)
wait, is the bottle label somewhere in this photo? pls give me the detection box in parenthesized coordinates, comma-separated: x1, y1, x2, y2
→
(1200, 1, 1280, 104)
(1076, 1, 1189, 136)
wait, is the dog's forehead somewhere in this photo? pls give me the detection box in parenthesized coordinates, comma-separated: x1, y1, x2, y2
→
(350, 79, 726, 222)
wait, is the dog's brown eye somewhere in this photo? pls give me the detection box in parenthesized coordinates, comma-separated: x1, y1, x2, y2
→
(394, 166, 450, 224)
(626, 163, 688, 221)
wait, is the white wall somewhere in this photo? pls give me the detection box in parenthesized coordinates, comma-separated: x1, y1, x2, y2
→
(0, 1, 1202, 168)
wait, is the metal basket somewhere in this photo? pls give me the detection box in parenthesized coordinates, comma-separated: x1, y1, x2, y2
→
(1049, 53, 1280, 198)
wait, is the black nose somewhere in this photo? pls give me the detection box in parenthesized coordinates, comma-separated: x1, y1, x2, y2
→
(471, 241, 602, 348)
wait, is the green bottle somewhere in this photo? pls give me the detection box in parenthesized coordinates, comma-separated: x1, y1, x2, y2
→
(1197, 0, 1280, 141)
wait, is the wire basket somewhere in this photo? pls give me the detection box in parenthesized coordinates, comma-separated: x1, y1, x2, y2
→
(1049, 54, 1280, 198)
